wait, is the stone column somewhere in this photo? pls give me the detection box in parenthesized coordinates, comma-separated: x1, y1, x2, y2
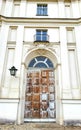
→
(4, 0, 13, 17)
(58, 0, 65, 18)
(13, 26, 24, 124)
(71, 0, 80, 18)
(60, 26, 72, 99)
(0, 23, 9, 88)
(75, 26, 81, 97)
(20, 0, 27, 17)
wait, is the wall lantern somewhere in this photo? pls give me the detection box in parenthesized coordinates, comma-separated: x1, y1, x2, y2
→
(9, 66, 18, 76)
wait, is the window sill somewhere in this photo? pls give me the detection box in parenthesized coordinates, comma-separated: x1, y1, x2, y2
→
(36, 14, 48, 16)
(34, 40, 49, 43)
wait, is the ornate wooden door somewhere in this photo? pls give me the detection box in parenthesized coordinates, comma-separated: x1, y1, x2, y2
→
(24, 69, 56, 120)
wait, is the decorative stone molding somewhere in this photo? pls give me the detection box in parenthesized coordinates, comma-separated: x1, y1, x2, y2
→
(34, 41, 49, 46)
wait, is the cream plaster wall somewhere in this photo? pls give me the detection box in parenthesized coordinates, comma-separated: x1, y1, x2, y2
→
(0, 0, 81, 126)
(0, 100, 19, 123)
(0, 0, 81, 18)
(26, 1, 58, 18)
(62, 100, 81, 120)
(24, 28, 59, 42)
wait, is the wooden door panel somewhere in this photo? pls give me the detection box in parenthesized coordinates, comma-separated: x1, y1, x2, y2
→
(41, 85, 48, 93)
(24, 69, 56, 119)
(32, 102, 40, 109)
(49, 78, 54, 85)
(32, 78, 39, 85)
(33, 86, 40, 93)
(40, 111, 48, 118)
(41, 93, 48, 101)
(32, 94, 40, 101)
(42, 78, 48, 85)
(49, 102, 55, 109)
(27, 79, 32, 85)
(25, 95, 32, 101)
(40, 102, 48, 110)
(32, 110, 40, 118)
(25, 102, 32, 109)
(32, 72, 39, 77)
(48, 71, 54, 77)
(24, 111, 32, 118)
(26, 86, 32, 93)
(49, 85, 54, 93)
(41, 71, 47, 77)
(27, 73, 32, 77)
(48, 110, 55, 118)
(49, 94, 55, 101)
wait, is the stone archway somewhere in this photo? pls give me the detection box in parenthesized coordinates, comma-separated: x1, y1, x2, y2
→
(24, 48, 58, 69)
(23, 48, 59, 122)
(17, 48, 63, 124)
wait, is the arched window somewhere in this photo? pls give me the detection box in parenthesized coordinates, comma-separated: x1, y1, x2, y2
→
(28, 56, 54, 68)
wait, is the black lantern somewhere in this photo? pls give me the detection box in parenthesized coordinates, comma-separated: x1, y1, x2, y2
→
(9, 66, 18, 76)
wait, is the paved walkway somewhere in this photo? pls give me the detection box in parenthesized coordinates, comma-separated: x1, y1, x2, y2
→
(0, 123, 81, 130)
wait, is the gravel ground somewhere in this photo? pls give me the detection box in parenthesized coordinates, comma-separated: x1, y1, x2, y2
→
(0, 123, 81, 130)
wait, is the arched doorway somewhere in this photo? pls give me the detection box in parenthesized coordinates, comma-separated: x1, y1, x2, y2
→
(24, 56, 56, 122)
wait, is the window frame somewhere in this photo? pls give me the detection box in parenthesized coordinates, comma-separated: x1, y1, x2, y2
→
(37, 4, 48, 16)
(28, 56, 54, 68)
(35, 30, 49, 42)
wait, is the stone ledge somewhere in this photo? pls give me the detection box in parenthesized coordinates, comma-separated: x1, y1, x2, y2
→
(64, 120, 81, 126)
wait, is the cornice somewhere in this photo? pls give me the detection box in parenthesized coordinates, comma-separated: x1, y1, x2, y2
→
(0, 15, 81, 25)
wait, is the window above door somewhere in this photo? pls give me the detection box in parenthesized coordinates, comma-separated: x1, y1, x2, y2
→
(34, 30, 49, 42)
(28, 56, 54, 68)
(37, 4, 48, 16)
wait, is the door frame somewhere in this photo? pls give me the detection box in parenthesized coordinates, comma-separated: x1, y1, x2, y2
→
(17, 48, 63, 125)
(24, 68, 56, 122)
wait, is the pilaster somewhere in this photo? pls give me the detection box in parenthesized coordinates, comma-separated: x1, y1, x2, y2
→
(58, 0, 65, 18)
(20, 0, 27, 17)
(14, 25, 24, 76)
(56, 64, 63, 125)
(13, 26, 24, 124)
(0, 22, 9, 88)
(4, 0, 13, 17)
(17, 64, 26, 124)
(60, 26, 72, 99)
(75, 26, 81, 97)
(71, 0, 80, 18)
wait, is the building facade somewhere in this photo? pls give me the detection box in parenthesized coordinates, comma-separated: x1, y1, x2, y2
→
(0, 0, 81, 125)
